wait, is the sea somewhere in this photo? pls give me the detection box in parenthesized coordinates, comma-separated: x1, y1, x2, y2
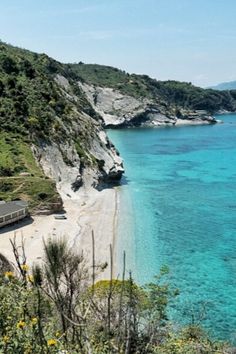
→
(107, 113, 236, 343)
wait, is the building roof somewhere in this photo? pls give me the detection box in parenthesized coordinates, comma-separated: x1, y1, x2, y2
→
(0, 202, 27, 218)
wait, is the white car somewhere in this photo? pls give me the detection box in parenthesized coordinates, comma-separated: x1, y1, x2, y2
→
(54, 215, 67, 220)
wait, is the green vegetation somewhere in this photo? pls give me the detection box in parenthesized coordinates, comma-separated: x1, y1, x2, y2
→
(70, 63, 236, 113)
(0, 132, 42, 177)
(0, 41, 99, 137)
(0, 177, 60, 212)
(74, 139, 88, 161)
(74, 138, 97, 166)
(0, 41, 71, 136)
(0, 41, 101, 210)
(0, 238, 231, 353)
(0, 132, 60, 211)
(0, 40, 100, 180)
(0, 42, 70, 211)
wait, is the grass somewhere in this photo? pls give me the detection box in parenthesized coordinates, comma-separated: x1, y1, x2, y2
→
(74, 139, 97, 166)
(0, 177, 60, 211)
(74, 139, 88, 161)
(0, 132, 61, 212)
(0, 132, 43, 177)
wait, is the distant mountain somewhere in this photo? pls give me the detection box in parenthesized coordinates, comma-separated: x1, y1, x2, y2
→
(209, 81, 236, 91)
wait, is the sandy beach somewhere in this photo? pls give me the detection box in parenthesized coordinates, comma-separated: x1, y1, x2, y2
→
(0, 186, 119, 280)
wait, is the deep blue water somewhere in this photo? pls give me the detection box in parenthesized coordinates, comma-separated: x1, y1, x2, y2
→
(108, 114, 236, 343)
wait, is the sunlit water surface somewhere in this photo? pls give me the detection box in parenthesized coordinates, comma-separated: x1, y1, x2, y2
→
(108, 114, 236, 342)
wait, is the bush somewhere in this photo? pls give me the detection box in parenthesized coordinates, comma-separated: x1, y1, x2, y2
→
(0, 238, 230, 353)
(37, 192, 48, 200)
(0, 166, 14, 177)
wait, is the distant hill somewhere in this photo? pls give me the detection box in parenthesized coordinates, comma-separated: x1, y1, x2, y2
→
(209, 80, 236, 91)
(69, 63, 236, 113)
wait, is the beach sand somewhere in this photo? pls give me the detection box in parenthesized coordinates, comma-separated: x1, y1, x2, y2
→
(0, 186, 119, 280)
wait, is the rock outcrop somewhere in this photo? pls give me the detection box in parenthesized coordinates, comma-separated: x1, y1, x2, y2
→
(78, 83, 218, 128)
(33, 131, 123, 200)
(29, 74, 124, 199)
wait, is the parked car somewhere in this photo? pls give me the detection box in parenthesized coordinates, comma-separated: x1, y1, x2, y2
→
(54, 215, 67, 220)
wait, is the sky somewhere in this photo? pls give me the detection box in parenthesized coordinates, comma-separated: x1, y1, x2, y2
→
(0, 0, 236, 87)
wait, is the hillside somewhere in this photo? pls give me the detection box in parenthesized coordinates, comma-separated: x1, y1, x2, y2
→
(68, 63, 235, 108)
(0, 132, 61, 212)
(1, 41, 236, 211)
(0, 41, 123, 212)
(209, 80, 236, 91)
(69, 64, 236, 113)
(69, 63, 236, 126)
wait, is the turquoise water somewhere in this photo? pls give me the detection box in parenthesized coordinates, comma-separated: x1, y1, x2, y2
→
(108, 114, 236, 343)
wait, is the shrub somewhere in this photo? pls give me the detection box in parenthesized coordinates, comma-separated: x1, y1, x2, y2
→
(0, 237, 229, 353)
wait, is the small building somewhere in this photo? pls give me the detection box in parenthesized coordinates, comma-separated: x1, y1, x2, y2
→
(0, 201, 28, 228)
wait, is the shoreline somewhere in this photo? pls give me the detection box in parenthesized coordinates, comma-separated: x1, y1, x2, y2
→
(0, 186, 120, 280)
(76, 186, 120, 279)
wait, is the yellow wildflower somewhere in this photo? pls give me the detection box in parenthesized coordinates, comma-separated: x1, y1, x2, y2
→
(17, 320, 26, 329)
(55, 331, 61, 337)
(4, 271, 14, 279)
(3, 335, 9, 343)
(21, 264, 29, 272)
(27, 274, 34, 283)
(47, 339, 57, 346)
(24, 346, 32, 354)
(31, 317, 38, 325)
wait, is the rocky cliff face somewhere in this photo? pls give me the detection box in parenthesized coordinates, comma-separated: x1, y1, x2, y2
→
(32, 75, 124, 200)
(78, 82, 218, 128)
(0, 43, 124, 211)
(33, 130, 123, 200)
